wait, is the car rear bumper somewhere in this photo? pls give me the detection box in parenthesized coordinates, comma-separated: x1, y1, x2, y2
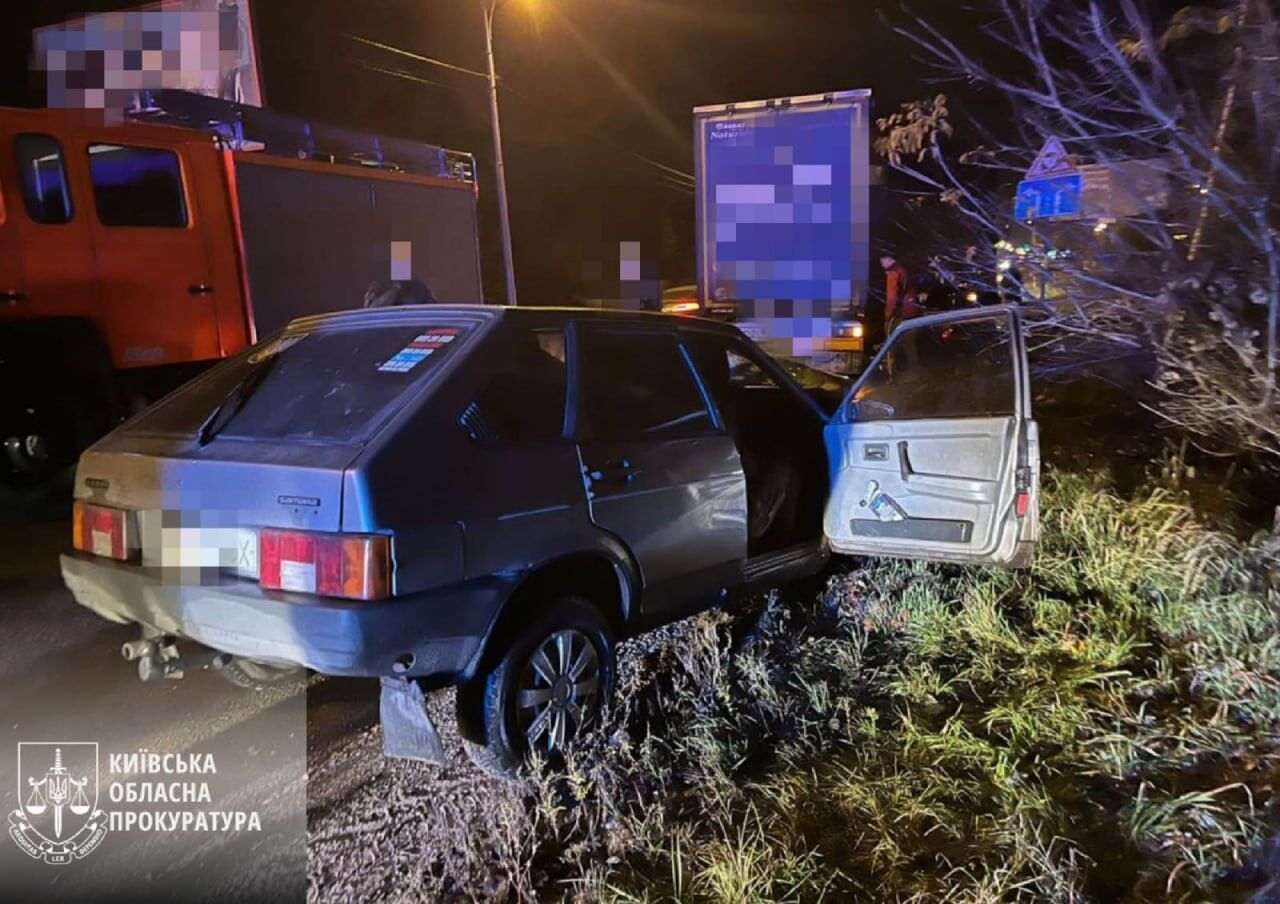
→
(60, 552, 513, 680)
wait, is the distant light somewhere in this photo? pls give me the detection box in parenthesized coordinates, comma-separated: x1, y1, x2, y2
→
(965, 291, 979, 303)
(1199, 187, 1210, 195)
(997, 259, 1012, 271)
(996, 274, 1004, 285)
(664, 300, 700, 314)
(1173, 233, 1189, 240)
(1093, 221, 1109, 233)
(852, 322, 864, 339)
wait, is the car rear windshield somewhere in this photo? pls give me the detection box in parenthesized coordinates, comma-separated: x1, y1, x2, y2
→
(126, 323, 474, 443)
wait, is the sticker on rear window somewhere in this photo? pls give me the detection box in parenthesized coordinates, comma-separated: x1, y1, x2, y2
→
(377, 329, 459, 373)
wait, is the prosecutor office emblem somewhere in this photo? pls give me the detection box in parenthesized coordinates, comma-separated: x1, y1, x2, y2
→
(9, 743, 108, 864)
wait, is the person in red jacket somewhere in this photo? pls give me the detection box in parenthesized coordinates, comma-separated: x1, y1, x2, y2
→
(880, 253, 920, 373)
(880, 253, 920, 335)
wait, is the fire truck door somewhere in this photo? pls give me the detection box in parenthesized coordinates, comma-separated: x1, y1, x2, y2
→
(0, 135, 25, 309)
(82, 135, 222, 367)
(2, 128, 101, 323)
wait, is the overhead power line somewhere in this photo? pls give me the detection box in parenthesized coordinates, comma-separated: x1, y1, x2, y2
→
(349, 32, 695, 189)
(346, 33, 489, 80)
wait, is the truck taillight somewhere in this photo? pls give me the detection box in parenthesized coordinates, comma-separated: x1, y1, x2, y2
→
(72, 501, 135, 561)
(258, 529, 391, 601)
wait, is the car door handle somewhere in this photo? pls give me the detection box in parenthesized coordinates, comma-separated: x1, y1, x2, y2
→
(896, 441, 995, 499)
(897, 441, 915, 481)
(188, 283, 214, 296)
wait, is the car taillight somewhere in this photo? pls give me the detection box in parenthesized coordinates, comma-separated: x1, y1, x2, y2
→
(258, 528, 391, 600)
(1015, 464, 1032, 518)
(72, 501, 135, 561)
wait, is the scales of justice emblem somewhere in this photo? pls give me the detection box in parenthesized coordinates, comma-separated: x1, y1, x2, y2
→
(9, 743, 108, 864)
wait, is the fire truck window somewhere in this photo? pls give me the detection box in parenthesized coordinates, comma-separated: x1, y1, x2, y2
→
(15, 133, 74, 225)
(87, 144, 188, 228)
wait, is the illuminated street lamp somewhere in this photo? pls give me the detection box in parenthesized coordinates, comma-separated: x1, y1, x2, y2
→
(480, 0, 521, 306)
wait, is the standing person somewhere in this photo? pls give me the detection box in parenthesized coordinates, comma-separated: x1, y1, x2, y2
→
(880, 253, 920, 337)
(880, 253, 920, 373)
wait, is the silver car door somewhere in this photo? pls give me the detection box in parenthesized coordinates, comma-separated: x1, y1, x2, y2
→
(823, 306, 1039, 566)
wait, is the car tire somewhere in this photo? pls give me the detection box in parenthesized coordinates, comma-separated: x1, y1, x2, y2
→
(214, 657, 302, 690)
(463, 596, 614, 776)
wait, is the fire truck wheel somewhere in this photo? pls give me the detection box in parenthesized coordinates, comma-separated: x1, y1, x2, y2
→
(1, 390, 93, 493)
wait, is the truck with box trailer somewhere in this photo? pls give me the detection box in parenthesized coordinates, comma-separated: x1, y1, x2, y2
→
(693, 89, 872, 372)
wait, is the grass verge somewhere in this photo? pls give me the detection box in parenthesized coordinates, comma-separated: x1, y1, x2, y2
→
(525, 469, 1280, 901)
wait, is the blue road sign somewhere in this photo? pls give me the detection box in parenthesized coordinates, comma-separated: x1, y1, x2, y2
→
(1015, 172, 1082, 221)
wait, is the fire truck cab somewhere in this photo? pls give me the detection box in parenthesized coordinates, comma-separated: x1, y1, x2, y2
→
(0, 99, 484, 496)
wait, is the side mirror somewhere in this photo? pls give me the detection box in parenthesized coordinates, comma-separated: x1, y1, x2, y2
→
(850, 399, 895, 422)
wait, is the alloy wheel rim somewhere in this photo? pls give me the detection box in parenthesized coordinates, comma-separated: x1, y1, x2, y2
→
(516, 629, 601, 754)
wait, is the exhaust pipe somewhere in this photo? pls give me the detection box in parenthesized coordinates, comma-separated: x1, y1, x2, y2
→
(123, 634, 217, 681)
(121, 638, 155, 662)
(137, 651, 185, 682)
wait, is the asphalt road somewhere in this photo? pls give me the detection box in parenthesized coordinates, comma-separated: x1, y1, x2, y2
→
(0, 520, 307, 902)
(0, 517, 515, 902)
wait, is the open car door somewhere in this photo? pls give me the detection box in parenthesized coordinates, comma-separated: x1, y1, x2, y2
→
(823, 306, 1040, 567)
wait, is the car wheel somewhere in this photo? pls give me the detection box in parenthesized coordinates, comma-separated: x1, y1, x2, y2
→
(214, 657, 302, 690)
(464, 596, 614, 775)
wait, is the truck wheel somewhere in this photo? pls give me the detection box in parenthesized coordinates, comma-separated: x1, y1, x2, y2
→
(214, 657, 302, 690)
(2, 391, 92, 490)
(462, 596, 614, 776)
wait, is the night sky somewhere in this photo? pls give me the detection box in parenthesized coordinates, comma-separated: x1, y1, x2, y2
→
(0, 1, 1006, 303)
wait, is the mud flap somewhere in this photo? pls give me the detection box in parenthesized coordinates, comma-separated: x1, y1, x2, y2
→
(379, 676, 445, 764)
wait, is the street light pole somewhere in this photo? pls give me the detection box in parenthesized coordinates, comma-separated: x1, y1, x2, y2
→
(481, 0, 519, 306)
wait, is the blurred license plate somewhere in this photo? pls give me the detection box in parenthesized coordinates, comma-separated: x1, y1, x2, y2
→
(155, 525, 258, 578)
(233, 528, 259, 578)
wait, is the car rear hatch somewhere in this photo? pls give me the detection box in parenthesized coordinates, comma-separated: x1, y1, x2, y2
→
(73, 310, 490, 581)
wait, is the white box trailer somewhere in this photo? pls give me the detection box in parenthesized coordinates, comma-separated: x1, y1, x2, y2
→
(694, 89, 872, 371)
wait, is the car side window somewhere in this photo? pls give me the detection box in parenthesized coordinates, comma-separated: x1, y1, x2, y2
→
(15, 133, 74, 225)
(727, 349, 784, 390)
(466, 329, 567, 444)
(852, 313, 1016, 422)
(578, 328, 713, 440)
(685, 333, 783, 415)
(87, 144, 188, 228)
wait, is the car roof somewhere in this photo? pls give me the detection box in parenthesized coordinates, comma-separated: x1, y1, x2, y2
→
(286, 304, 744, 336)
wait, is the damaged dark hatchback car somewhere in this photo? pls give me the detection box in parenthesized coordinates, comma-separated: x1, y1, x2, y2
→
(62, 305, 1040, 772)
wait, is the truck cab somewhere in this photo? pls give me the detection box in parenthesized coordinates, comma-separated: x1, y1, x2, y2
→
(0, 108, 247, 489)
(0, 101, 482, 497)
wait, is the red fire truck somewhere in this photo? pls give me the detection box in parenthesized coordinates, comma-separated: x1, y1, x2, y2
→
(0, 92, 483, 497)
